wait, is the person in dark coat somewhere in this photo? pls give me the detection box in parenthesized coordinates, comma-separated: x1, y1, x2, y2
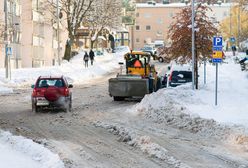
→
(83, 51, 89, 68)
(89, 49, 95, 65)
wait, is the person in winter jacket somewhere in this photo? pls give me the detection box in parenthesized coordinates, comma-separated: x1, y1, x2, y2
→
(89, 49, 95, 65)
(84, 51, 89, 68)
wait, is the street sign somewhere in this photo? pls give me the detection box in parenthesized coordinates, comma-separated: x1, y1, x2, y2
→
(6, 47, 12, 55)
(212, 36, 223, 106)
(230, 37, 235, 43)
(212, 51, 223, 59)
(212, 51, 223, 63)
(213, 37, 223, 48)
(212, 37, 223, 63)
(212, 58, 222, 63)
(212, 47, 222, 51)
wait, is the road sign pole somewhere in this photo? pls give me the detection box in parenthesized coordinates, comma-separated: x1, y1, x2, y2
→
(4, 0, 9, 79)
(212, 36, 222, 106)
(204, 58, 206, 84)
(215, 63, 218, 106)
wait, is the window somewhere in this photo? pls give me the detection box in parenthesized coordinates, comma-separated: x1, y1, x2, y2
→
(169, 12, 173, 18)
(136, 13, 139, 17)
(146, 25, 151, 31)
(136, 38, 140, 43)
(33, 36, 44, 46)
(136, 25, 140, 30)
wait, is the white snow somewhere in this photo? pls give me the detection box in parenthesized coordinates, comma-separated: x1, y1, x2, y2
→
(94, 122, 190, 168)
(0, 131, 64, 168)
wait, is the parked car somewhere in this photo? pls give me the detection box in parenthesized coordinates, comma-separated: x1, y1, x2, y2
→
(240, 39, 248, 52)
(113, 46, 131, 53)
(156, 46, 171, 63)
(162, 64, 192, 87)
(140, 45, 157, 59)
(31, 76, 73, 112)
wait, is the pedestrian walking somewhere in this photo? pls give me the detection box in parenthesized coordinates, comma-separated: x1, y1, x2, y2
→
(89, 49, 95, 65)
(83, 51, 89, 68)
(231, 45, 237, 56)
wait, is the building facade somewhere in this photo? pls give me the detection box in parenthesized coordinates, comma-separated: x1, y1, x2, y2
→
(0, 0, 67, 69)
(133, 2, 231, 49)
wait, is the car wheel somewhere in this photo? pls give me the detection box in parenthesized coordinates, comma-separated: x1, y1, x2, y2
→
(32, 103, 38, 113)
(158, 57, 164, 63)
(65, 96, 72, 112)
(69, 96, 72, 112)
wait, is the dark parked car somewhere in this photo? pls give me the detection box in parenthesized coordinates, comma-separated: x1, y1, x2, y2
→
(31, 76, 73, 112)
(162, 65, 192, 87)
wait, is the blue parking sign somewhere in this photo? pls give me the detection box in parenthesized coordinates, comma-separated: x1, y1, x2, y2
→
(213, 37, 223, 47)
(6, 47, 12, 55)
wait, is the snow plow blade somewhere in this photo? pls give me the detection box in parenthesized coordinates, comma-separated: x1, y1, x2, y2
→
(109, 76, 149, 99)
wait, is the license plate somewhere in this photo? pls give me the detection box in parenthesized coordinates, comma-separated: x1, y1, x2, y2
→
(178, 79, 186, 82)
(37, 100, 49, 106)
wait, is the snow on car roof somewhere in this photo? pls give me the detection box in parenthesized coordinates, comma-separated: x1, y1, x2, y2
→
(39, 76, 63, 79)
(171, 64, 192, 71)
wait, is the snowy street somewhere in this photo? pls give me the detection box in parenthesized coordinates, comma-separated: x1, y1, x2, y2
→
(0, 51, 248, 167)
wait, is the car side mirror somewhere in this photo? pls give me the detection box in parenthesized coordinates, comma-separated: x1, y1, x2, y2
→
(31, 84, 35, 88)
(68, 84, 73, 88)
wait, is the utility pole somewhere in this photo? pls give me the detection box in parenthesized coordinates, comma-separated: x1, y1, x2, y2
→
(56, 0, 61, 65)
(229, 1, 232, 37)
(191, 0, 195, 90)
(4, 0, 9, 79)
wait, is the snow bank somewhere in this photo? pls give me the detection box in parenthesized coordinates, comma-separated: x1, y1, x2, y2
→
(127, 52, 248, 148)
(0, 131, 64, 168)
(0, 86, 13, 94)
(94, 121, 190, 168)
(0, 51, 124, 89)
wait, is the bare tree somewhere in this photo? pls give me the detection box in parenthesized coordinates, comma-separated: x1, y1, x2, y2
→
(85, 0, 122, 49)
(47, 0, 95, 60)
(167, 4, 218, 89)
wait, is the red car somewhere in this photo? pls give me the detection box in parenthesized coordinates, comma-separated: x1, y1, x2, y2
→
(31, 76, 73, 112)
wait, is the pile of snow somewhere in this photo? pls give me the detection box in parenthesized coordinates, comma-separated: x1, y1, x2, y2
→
(94, 121, 190, 168)
(0, 131, 64, 168)
(0, 51, 125, 90)
(129, 52, 248, 141)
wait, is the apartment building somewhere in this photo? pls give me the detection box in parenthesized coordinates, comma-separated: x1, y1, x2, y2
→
(133, 2, 231, 49)
(0, 0, 67, 69)
(0, 0, 21, 69)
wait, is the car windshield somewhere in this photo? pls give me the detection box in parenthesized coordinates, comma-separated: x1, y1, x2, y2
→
(143, 47, 152, 50)
(37, 79, 64, 88)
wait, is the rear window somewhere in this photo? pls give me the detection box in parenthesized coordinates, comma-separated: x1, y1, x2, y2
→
(37, 79, 65, 88)
(172, 71, 192, 79)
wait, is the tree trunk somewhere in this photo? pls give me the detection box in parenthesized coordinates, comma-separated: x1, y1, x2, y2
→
(64, 37, 74, 61)
(91, 40, 95, 49)
(64, 42, 71, 61)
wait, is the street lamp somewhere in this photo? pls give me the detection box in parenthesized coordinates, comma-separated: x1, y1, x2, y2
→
(4, 0, 9, 79)
(191, 0, 195, 90)
(56, 0, 61, 65)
